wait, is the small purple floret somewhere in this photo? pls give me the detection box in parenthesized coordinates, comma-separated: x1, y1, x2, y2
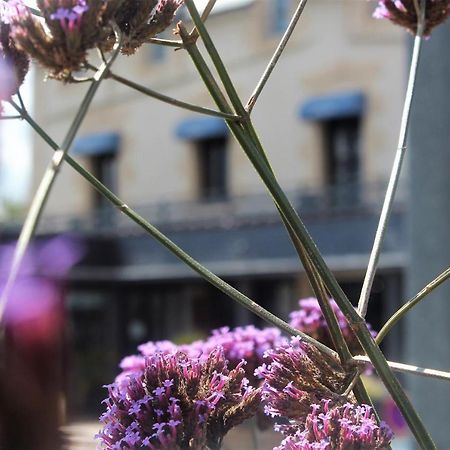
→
(49, 0, 89, 32)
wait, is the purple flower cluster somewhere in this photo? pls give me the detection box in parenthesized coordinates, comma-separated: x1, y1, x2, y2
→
(97, 348, 260, 450)
(274, 400, 393, 450)
(202, 326, 286, 384)
(258, 337, 349, 423)
(289, 298, 376, 357)
(116, 325, 286, 390)
(258, 338, 394, 449)
(373, 0, 450, 35)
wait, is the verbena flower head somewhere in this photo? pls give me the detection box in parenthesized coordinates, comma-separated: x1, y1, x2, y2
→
(274, 400, 394, 450)
(116, 326, 285, 431)
(115, 340, 194, 392)
(114, 0, 183, 55)
(202, 326, 287, 386)
(117, 325, 286, 390)
(98, 348, 260, 450)
(257, 337, 350, 423)
(4, 0, 120, 80)
(289, 298, 376, 357)
(373, 0, 450, 35)
(0, 5, 29, 105)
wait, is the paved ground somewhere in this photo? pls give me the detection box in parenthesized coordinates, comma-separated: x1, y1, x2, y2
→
(63, 420, 281, 450)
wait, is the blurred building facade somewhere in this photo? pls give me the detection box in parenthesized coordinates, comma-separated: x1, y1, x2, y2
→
(5, 0, 410, 416)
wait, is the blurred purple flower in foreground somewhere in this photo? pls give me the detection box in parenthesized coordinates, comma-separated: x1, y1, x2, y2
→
(373, 0, 450, 35)
(275, 400, 393, 450)
(1, 237, 83, 346)
(98, 348, 260, 450)
(0, 236, 83, 450)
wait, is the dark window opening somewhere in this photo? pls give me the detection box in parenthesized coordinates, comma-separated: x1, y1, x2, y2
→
(323, 116, 361, 206)
(91, 153, 116, 211)
(337, 273, 404, 359)
(271, 0, 290, 34)
(196, 136, 228, 201)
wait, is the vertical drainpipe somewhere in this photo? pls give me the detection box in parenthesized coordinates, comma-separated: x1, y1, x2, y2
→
(406, 20, 450, 449)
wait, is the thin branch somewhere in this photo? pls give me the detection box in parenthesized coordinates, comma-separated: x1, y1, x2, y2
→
(148, 37, 183, 48)
(27, 5, 42, 16)
(354, 356, 450, 382)
(190, 0, 218, 41)
(103, 69, 241, 120)
(357, 2, 425, 318)
(16, 89, 27, 112)
(183, 0, 247, 118)
(0, 34, 122, 323)
(377, 266, 450, 344)
(246, 0, 308, 114)
(0, 115, 22, 120)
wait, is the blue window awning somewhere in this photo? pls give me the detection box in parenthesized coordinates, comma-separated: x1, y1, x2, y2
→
(300, 91, 366, 121)
(73, 132, 120, 156)
(175, 117, 228, 140)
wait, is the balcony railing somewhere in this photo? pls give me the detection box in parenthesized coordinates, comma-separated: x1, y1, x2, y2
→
(2, 181, 407, 234)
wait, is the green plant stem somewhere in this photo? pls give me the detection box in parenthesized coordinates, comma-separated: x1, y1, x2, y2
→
(189, 0, 218, 41)
(0, 115, 22, 120)
(148, 37, 183, 47)
(377, 266, 450, 344)
(357, 10, 424, 318)
(300, 251, 379, 419)
(178, 19, 435, 449)
(27, 5, 42, 16)
(0, 37, 122, 323)
(354, 356, 450, 382)
(103, 70, 241, 120)
(246, 0, 309, 114)
(5, 102, 337, 360)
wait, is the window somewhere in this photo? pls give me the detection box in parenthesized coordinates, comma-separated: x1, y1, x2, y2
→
(175, 117, 229, 202)
(271, 0, 290, 34)
(300, 92, 365, 206)
(73, 132, 120, 213)
(196, 136, 228, 201)
(91, 153, 117, 210)
(324, 116, 360, 186)
(323, 117, 361, 206)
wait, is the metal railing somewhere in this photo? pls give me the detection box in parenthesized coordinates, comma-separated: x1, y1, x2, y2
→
(2, 180, 407, 234)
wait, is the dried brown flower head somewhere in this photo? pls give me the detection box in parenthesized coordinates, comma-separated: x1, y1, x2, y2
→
(258, 337, 352, 423)
(0, 9, 29, 102)
(114, 0, 183, 55)
(6, 0, 121, 80)
(374, 0, 450, 36)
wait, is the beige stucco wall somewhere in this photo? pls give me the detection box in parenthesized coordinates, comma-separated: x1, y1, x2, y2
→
(30, 0, 405, 217)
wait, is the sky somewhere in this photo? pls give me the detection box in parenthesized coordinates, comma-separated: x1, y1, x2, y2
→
(0, 0, 251, 211)
(0, 74, 32, 208)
